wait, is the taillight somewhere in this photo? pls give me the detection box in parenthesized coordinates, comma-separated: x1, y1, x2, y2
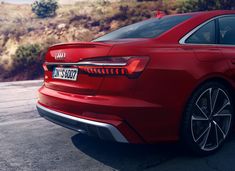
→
(78, 56, 149, 78)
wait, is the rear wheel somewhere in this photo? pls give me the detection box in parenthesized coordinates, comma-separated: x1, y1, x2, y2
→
(182, 82, 234, 155)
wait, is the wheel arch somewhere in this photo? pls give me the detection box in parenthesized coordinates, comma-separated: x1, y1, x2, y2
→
(179, 75, 235, 139)
(195, 76, 235, 102)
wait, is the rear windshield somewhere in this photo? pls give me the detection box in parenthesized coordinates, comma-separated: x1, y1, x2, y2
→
(94, 15, 192, 41)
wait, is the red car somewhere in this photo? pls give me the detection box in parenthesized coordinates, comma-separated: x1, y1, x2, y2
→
(37, 10, 235, 155)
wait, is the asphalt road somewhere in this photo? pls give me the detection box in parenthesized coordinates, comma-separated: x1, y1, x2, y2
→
(0, 80, 235, 171)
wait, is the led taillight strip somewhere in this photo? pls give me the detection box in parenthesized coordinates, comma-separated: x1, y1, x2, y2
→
(45, 56, 149, 78)
(79, 66, 127, 76)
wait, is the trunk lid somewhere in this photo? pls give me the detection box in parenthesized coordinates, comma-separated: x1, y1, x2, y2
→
(44, 42, 113, 95)
(46, 42, 113, 63)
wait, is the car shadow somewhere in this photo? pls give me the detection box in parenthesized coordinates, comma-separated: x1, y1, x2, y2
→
(71, 134, 190, 171)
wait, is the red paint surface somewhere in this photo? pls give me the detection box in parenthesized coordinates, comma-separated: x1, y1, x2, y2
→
(38, 10, 235, 143)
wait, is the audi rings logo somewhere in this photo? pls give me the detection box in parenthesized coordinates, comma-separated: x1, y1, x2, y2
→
(54, 52, 66, 60)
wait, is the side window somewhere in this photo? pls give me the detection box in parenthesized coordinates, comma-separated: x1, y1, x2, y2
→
(185, 20, 216, 44)
(219, 16, 235, 45)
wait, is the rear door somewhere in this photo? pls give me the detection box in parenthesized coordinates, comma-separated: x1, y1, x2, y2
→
(218, 15, 235, 87)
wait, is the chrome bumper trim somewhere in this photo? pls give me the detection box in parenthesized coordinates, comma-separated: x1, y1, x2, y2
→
(36, 103, 128, 143)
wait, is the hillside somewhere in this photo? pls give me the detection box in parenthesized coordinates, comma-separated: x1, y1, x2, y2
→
(1, 0, 121, 4)
(1, 0, 176, 81)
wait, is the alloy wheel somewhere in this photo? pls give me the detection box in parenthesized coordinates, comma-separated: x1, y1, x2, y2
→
(191, 87, 232, 151)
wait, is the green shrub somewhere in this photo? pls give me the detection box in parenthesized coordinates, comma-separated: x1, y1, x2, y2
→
(177, 0, 235, 13)
(12, 44, 42, 70)
(4, 44, 48, 80)
(32, 0, 58, 18)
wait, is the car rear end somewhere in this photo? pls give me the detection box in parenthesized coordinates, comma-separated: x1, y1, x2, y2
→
(37, 40, 154, 143)
(37, 14, 194, 143)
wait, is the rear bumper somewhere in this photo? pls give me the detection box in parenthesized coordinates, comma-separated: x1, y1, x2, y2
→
(37, 103, 128, 143)
(37, 85, 179, 143)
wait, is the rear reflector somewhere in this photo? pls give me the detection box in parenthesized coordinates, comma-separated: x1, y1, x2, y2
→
(78, 56, 149, 78)
(43, 63, 48, 71)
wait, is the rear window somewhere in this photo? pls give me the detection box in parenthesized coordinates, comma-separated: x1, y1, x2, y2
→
(94, 15, 192, 41)
(219, 16, 235, 45)
(185, 20, 216, 44)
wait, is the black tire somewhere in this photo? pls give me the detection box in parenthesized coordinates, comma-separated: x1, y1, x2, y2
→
(181, 81, 234, 156)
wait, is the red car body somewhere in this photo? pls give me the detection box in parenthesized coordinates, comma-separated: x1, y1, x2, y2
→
(37, 10, 235, 145)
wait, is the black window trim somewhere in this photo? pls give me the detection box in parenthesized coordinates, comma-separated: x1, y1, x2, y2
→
(179, 14, 235, 46)
(215, 18, 220, 44)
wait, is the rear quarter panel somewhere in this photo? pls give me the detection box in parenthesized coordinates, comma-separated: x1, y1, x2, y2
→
(107, 42, 232, 143)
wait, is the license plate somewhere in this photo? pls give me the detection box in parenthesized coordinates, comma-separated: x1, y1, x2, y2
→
(52, 67, 78, 81)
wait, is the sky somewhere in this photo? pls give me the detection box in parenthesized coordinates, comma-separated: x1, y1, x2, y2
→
(0, 0, 87, 4)
(1, 0, 35, 3)
(1, 0, 117, 4)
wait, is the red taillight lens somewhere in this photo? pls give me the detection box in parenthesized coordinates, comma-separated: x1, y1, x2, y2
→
(78, 56, 149, 78)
